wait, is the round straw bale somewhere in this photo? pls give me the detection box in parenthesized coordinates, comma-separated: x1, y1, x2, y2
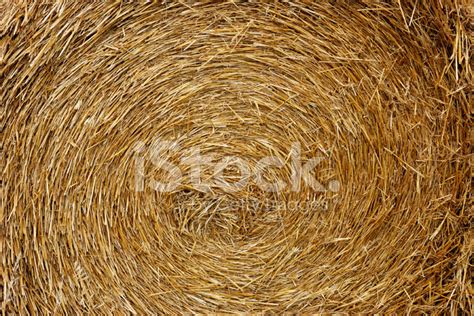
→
(2, 1, 472, 314)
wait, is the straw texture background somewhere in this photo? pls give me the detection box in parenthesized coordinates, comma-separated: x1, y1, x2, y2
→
(2, 0, 472, 314)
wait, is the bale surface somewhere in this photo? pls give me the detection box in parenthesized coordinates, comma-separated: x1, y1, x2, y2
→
(2, 1, 472, 314)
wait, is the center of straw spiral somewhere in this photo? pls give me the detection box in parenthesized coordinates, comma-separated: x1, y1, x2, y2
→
(171, 190, 281, 241)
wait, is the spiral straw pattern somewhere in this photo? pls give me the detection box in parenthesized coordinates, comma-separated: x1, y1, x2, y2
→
(2, 1, 472, 313)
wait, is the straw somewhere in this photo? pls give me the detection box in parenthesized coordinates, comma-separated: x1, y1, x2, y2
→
(2, 1, 472, 314)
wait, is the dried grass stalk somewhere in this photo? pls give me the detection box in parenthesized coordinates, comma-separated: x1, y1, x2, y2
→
(2, 0, 472, 314)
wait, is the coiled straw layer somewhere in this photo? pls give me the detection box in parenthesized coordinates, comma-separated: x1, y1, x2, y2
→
(2, 1, 472, 314)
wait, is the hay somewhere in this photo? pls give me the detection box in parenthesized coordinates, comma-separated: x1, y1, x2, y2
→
(2, 0, 472, 314)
